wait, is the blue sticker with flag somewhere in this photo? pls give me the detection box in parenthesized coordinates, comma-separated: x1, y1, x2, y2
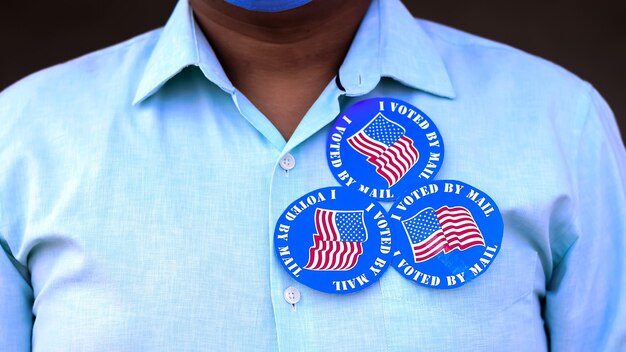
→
(388, 180, 503, 289)
(327, 97, 444, 200)
(274, 187, 393, 294)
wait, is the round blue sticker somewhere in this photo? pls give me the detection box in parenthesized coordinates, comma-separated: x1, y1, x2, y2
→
(327, 97, 444, 200)
(274, 187, 393, 294)
(388, 180, 503, 289)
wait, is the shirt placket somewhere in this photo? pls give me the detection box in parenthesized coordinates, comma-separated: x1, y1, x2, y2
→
(265, 92, 389, 352)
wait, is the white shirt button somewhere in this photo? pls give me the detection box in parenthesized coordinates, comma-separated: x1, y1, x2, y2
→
(283, 286, 301, 305)
(279, 153, 296, 171)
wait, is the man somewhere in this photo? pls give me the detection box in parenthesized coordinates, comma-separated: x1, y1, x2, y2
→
(1, 0, 624, 350)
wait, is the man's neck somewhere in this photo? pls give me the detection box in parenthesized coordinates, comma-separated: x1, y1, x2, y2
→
(190, 0, 372, 140)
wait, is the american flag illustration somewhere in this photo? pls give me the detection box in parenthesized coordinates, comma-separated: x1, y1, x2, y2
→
(304, 208, 368, 271)
(347, 113, 419, 187)
(402, 206, 485, 263)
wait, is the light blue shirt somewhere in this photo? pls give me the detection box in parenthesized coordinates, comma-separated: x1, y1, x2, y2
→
(1, 0, 625, 351)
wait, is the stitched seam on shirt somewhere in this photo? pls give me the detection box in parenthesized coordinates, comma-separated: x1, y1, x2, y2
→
(189, 7, 201, 64)
(428, 31, 514, 51)
(377, 0, 383, 87)
(376, 9, 391, 352)
(266, 160, 282, 351)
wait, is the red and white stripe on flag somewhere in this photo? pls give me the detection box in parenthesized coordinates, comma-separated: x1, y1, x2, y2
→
(304, 209, 364, 271)
(412, 206, 485, 263)
(348, 132, 419, 187)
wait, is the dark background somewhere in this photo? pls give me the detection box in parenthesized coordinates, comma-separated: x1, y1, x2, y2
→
(1, 0, 624, 141)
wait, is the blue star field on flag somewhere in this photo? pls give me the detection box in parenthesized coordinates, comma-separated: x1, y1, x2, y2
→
(362, 115, 406, 147)
(335, 211, 368, 242)
(403, 208, 443, 243)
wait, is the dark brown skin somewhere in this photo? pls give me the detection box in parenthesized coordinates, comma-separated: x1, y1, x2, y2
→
(189, 0, 371, 140)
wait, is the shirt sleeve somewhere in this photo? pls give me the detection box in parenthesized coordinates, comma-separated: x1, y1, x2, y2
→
(0, 239, 34, 351)
(544, 86, 626, 351)
(0, 87, 34, 351)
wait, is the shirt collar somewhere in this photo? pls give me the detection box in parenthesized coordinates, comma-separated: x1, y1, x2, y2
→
(133, 0, 455, 105)
(339, 0, 455, 98)
(133, 0, 234, 105)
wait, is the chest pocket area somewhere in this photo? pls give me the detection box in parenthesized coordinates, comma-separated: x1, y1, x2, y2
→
(378, 248, 538, 339)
